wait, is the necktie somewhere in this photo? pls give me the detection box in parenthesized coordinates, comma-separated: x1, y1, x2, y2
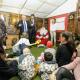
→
(31, 19, 34, 26)
(24, 21, 27, 32)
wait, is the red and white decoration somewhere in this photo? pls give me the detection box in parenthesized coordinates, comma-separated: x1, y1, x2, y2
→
(48, 13, 69, 32)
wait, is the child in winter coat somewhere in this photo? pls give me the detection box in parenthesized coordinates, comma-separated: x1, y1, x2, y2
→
(38, 52, 58, 80)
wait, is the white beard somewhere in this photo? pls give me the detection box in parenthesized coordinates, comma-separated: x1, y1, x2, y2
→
(39, 27, 48, 36)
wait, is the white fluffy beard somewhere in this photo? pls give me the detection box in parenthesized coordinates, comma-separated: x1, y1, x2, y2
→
(40, 27, 48, 36)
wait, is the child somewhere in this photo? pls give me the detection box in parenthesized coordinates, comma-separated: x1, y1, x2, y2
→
(38, 41, 56, 62)
(9, 47, 36, 80)
(38, 52, 58, 80)
(18, 48, 36, 80)
(12, 33, 30, 56)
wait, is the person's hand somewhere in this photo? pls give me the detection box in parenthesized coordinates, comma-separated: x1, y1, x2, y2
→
(5, 58, 14, 61)
(19, 23, 22, 27)
(3, 45, 6, 49)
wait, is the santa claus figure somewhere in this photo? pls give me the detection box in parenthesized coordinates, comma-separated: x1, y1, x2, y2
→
(36, 27, 49, 46)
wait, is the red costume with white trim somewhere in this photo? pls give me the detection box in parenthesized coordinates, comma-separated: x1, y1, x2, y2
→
(36, 27, 49, 45)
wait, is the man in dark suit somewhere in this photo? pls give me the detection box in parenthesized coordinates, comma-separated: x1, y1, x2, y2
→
(17, 15, 30, 39)
(29, 14, 36, 43)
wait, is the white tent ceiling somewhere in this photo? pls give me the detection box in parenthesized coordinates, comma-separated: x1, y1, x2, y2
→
(0, 0, 78, 18)
(47, 0, 78, 17)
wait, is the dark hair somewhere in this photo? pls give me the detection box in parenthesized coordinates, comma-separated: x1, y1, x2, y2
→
(54, 18, 56, 23)
(74, 40, 80, 47)
(52, 18, 56, 24)
(0, 46, 5, 54)
(44, 52, 53, 61)
(31, 14, 35, 16)
(61, 31, 70, 41)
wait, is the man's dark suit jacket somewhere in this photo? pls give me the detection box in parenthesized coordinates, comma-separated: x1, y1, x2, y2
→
(17, 20, 31, 35)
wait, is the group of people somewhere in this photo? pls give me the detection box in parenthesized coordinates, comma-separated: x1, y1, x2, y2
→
(37, 31, 80, 80)
(0, 30, 80, 80)
(0, 14, 80, 80)
(17, 14, 36, 44)
(17, 14, 49, 47)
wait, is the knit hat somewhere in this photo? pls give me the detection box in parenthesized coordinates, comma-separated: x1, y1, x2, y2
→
(46, 41, 53, 48)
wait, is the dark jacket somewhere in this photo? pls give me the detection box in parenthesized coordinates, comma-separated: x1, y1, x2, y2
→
(0, 19, 6, 39)
(17, 20, 31, 35)
(0, 60, 18, 80)
(56, 42, 75, 67)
